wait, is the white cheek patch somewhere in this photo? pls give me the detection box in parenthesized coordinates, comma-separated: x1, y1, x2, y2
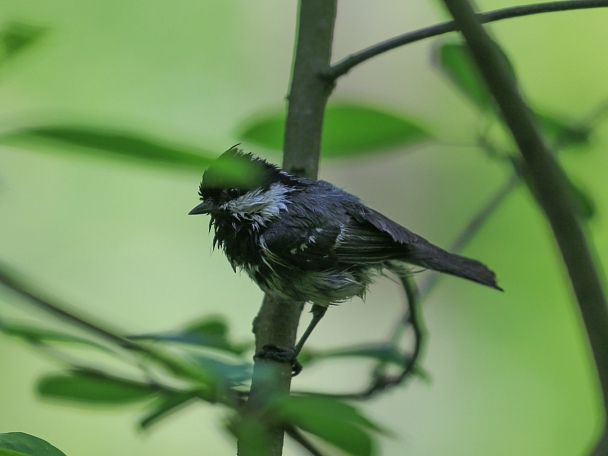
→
(221, 183, 290, 222)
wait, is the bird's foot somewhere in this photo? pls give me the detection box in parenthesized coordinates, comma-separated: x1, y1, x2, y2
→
(255, 344, 303, 376)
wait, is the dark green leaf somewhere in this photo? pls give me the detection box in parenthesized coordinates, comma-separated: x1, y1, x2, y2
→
(4, 126, 215, 170)
(0, 23, 46, 64)
(272, 395, 385, 456)
(129, 315, 250, 354)
(37, 370, 158, 405)
(183, 315, 229, 338)
(535, 112, 590, 148)
(435, 38, 516, 110)
(307, 344, 405, 366)
(237, 103, 432, 157)
(0, 432, 65, 456)
(139, 392, 197, 430)
(569, 180, 596, 220)
(0, 320, 111, 352)
(0, 448, 27, 456)
(189, 354, 252, 384)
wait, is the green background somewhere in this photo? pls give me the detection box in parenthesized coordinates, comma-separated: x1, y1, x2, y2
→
(1, 1, 607, 455)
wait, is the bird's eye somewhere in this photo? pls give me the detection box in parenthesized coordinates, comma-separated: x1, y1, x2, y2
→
(227, 188, 241, 198)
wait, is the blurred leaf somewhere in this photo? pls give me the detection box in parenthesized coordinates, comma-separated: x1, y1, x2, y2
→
(0, 22, 46, 65)
(0, 448, 26, 456)
(569, 181, 596, 220)
(37, 370, 158, 405)
(0, 432, 65, 456)
(0, 320, 112, 353)
(272, 395, 385, 456)
(129, 315, 250, 354)
(435, 38, 516, 110)
(4, 126, 216, 170)
(139, 391, 197, 430)
(535, 112, 590, 148)
(183, 315, 228, 338)
(189, 353, 252, 384)
(513, 155, 595, 220)
(306, 344, 405, 366)
(237, 103, 432, 156)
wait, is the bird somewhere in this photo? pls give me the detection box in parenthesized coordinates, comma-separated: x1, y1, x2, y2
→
(189, 146, 501, 374)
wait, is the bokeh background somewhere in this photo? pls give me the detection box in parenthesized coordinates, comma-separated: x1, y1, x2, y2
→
(1, 1, 607, 455)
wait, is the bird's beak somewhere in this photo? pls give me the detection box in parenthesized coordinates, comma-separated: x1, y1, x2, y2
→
(188, 200, 214, 215)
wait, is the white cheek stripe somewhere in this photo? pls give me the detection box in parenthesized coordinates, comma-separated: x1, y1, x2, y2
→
(222, 183, 290, 222)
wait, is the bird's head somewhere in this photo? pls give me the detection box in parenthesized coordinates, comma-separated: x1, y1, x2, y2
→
(189, 146, 298, 224)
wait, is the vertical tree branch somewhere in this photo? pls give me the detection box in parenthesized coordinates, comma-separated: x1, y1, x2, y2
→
(440, 0, 608, 453)
(282, 1, 337, 178)
(241, 1, 337, 455)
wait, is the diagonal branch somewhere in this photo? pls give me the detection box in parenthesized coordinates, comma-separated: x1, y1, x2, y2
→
(324, 0, 608, 80)
(440, 0, 608, 454)
(0, 261, 229, 397)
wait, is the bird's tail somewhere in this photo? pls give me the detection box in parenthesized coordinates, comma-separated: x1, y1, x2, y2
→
(409, 244, 502, 291)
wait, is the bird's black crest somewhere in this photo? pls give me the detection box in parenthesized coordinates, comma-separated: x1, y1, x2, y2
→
(198, 146, 301, 199)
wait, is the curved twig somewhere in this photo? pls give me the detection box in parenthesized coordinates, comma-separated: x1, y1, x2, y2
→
(324, 0, 608, 80)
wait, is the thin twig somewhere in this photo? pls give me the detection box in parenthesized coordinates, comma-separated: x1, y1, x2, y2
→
(285, 425, 326, 456)
(418, 172, 519, 298)
(0, 261, 233, 400)
(364, 276, 426, 396)
(307, 277, 425, 401)
(395, 276, 425, 383)
(0, 263, 140, 350)
(324, 0, 608, 80)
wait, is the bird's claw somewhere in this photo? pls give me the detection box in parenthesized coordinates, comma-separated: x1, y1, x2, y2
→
(255, 344, 303, 376)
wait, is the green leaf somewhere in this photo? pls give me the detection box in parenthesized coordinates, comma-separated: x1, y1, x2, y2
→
(306, 344, 405, 366)
(189, 354, 252, 384)
(139, 391, 197, 430)
(4, 126, 215, 170)
(0, 448, 27, 456)
(0, 432, 65, 456)
(535, 112, 590, 148)
(435, 38, 516, 110)
(129, 315, 250, 354)
(0, 320, 112, 352)
(237, 103, 432, 157)
(569, 180, 596, 220)
(183, 315, 229, 338)
(272, 395, 385, 456)
(0, 23, 46, 65)
(37, 370, 158, 405)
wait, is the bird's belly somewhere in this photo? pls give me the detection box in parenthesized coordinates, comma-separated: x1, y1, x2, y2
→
(256, 267, 372, 306)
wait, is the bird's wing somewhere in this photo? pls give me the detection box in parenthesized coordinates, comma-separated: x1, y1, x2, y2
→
(260, 194, 429, 268)
(330, 203, 426, 264)
(259, 214, 343, 271)
(342, 204, 501, 289)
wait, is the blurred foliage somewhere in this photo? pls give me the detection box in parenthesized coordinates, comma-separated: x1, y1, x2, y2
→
(435, 37, 516, 110)
(4, 126, 216, 171)
(0, 432, 65, 456)
(0, 22, 46, 67)
(237, 102, 432, 156)
(0, 2, 606, 456)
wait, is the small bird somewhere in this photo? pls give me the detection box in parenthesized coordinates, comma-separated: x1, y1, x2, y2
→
(190, 147, 501, 374)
